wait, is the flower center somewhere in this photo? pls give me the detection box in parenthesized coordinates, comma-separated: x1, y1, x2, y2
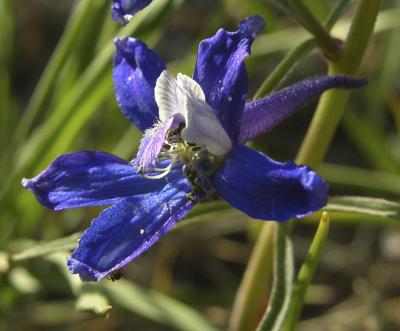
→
(140, 123, 224, 194)
(134, 70, 230, 195)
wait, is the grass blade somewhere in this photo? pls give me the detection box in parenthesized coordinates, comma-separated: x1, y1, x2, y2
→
(282, 212, 330, 331)
(255, 224, 294, 331)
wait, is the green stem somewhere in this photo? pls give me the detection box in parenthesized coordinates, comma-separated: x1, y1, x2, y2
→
(253, 0, 350, 100)
(297, 0, 383, 166)
(253, 39, 314, 100)
(255, 223, 293, 331)
(228, 223, 275, 331)
(289, 0, 340, 60)
(230, 1, 382, 330)
(282, 212, 330, 331)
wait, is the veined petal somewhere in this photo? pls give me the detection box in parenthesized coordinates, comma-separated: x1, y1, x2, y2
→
(113, 38, 166, 131)
(155, 71, 206, 123)
(67, 175, 197, 281)
(239, 76, 367, 143)
(111, 0, 152, 25)
(155, 71, 186, 123)
(193, 15, 265, 141)
(177, 73, 205, 101)
(211, 145, 328, 221)
(22, 151, 180, 210)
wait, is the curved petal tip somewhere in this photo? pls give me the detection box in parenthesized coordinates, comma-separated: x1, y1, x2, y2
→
(299, 166, 329, 218)
(67, 257, 101, 282)
(239, 15, 265, 38)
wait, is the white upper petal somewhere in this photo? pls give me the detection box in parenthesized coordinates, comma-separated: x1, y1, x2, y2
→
(154, 70, 232, 155)
(155, 70, 186, 123)
(177, 73, 205, 101)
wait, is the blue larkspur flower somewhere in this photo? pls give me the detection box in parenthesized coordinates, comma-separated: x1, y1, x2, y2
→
(22, 16, 367, 282)
(111, 0, 152, 25)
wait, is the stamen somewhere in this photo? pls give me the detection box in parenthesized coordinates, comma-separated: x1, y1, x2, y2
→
(153, 166, 171, 172)
(141, 163, 173, 180)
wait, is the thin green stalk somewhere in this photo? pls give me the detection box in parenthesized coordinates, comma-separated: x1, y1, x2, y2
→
(253, 0, 350, 100)
(297, 0, 383, 167)
(253, 39, 315, 100)
(289, 0, 340, 60)
(231, 1, 382, 330)
(229, 223, 275, 331)
(255, 223, 294, 331)
(282, 212, 330, 331)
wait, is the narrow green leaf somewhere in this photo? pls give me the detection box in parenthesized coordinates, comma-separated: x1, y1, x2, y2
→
(11, 233, 80, 261)
(282, 212, 330, 331)
(13, 0, 107, 146)
(327, 196, 400, 220)
(0, 0, 15, 153)
(21, 0, 176, 175)
(102, 280, 222, 331)
(0, 0, 181, 211)
(256, 224, 294, 331)
(320, 163, 400, 196)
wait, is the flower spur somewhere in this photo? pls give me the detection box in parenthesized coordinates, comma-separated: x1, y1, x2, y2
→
(22, 16, 366, 281)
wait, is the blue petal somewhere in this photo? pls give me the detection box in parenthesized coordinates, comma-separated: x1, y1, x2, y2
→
(113, 38, 166, 131)
(239, 76, 367, 143)
(111, 0, 152, 25)
(193, 16, 265, 141)
(22, 151, 180, 210)
(67, 175, 197, 281)
(211, 144, 328, 221)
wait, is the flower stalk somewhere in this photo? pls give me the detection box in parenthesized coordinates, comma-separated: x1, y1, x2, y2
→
(281, 212, 330, 331)
(289, 0, 341, 61)
(230, 1, 382, 330)
(296, 0, 383, 166)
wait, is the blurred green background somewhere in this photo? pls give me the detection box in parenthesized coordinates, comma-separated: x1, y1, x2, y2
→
(1, 0, 400, 330)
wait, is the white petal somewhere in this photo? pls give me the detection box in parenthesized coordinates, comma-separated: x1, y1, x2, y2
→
(155, 71, 231, 155)
(155, 70, 186, 122)
(177, 73, 205, 101)
(181, 95, 232, 155)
